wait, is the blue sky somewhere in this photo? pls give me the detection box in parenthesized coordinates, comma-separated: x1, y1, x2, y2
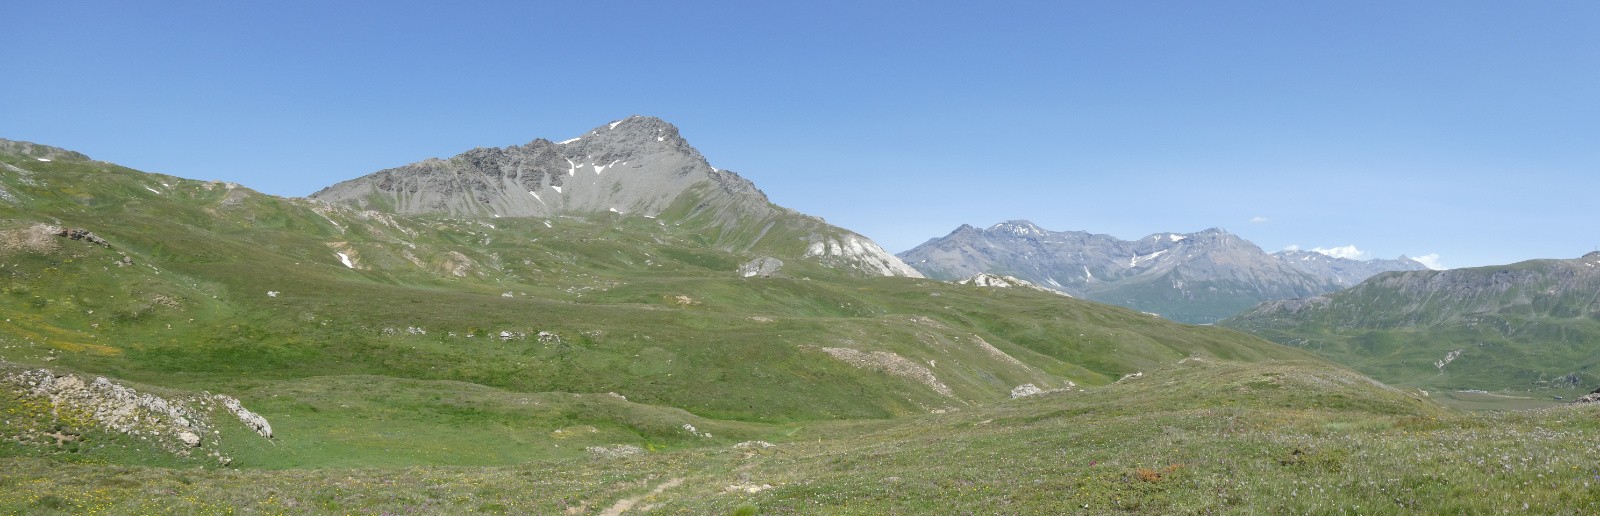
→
(4, 1, 1597, 268)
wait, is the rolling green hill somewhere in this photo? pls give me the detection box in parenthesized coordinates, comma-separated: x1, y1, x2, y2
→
(0, 139, 1322, 467)
(7, 136, 1597, 512)
(1222, 256, 1600, 397)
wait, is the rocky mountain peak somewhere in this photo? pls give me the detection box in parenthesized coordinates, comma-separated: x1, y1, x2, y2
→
(307, 117, 919, 278)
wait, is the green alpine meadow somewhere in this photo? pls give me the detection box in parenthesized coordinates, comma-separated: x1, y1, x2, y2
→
(5, 121, 1600, 514)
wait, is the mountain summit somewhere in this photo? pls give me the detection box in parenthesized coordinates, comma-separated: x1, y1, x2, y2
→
(311, 116, 755, 220)
(898, 220, 1426, 323)
(310, 116, 920, 277)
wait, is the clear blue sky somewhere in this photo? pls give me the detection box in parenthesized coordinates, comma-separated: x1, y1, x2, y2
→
(5, 1, 1597, 268)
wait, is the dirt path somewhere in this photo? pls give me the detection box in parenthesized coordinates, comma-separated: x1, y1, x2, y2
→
(600, 477, 684, 515)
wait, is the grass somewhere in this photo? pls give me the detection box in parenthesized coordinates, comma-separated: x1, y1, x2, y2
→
(7, 144, 1600, 512)
(5, 360, 1600, 513)
(1221, 259, 1600, 398)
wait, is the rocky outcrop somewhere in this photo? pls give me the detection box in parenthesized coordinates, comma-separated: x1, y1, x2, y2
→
(51, 226, 110, 247)
(216, 394, 273, 438)
(738, 256, 784, 277)
(958, 273, 1067, 296)
(0, 224, 111, 256)
(1009, 384, 1045, 398)
(804, 234, 923, 278)
(1, 364, 273, 464)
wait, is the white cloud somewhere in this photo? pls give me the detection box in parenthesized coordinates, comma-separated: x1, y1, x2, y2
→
(1248, 216, 1268, 224)
(1311, 245, 1369, 260)
(1413, 253, 1445, 270)
(1283, 244, 1301, 251)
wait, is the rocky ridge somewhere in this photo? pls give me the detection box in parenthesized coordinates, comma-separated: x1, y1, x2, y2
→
(1222, 252, 1600, 393)
(899, 220, 1426, 323)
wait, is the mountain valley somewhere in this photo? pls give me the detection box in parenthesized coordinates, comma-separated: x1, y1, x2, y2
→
(3, 123, 1599, 512)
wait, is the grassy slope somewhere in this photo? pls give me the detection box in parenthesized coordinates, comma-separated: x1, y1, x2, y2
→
(1, 148, 1319, 468)
(4, 146, 1598, 512)
(8, 359, 1600, 513)
(1222, 261, 1600, 398)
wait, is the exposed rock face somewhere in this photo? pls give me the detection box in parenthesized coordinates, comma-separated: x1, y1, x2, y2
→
(311, 116, 921, 278)
(958, 273, 1067, 296)
(900, 220, 1424, 323)
(738, 256, 784, 277)
(312, 117, 744, 220)
(803, 234, 923, 278)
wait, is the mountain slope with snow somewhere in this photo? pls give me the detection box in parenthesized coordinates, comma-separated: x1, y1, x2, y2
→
(899, 220, 1426, 323)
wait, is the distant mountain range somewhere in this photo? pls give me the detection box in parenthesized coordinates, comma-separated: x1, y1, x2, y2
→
(898, 220, 1427, 323)
(1223, 252, 1600, 394)
(310, 116, 920, 278)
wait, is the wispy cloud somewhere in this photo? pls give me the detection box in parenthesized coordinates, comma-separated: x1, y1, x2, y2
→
(1413, 253, 1445, 270)
(1248, 216, 1268, 224)
(1283, 244, 1301, 251)
(1311, 245, 1369, 260)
